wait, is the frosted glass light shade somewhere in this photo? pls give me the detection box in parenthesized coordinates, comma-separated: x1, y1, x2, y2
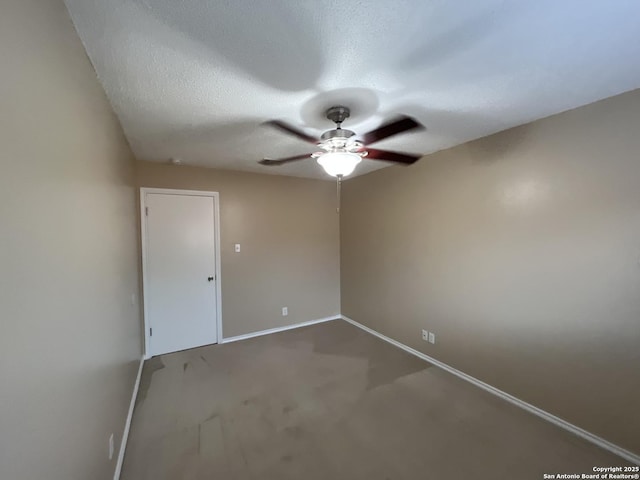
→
(316, 151, 362, 177)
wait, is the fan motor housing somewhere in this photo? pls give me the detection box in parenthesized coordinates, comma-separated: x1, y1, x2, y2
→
(321, 128, 356, 141)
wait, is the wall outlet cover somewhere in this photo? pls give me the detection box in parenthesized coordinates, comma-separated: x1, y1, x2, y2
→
(422, 329, 429, 341)
(428, 332, 436, 344)
(282, 307, 288, 316)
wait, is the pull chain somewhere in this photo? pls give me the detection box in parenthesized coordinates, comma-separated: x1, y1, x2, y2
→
(336, 174, 342, 214)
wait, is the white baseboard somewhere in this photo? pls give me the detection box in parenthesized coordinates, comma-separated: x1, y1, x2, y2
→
(222, 315, 341, 344)
(114, 357, 144, 480)
(341, 315, 640, 466)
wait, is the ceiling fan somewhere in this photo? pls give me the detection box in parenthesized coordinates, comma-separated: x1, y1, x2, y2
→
(259, 106, 426, 177)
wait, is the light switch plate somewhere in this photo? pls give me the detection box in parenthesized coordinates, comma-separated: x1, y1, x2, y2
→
(422, 329, 429, 341)
(234, 243, 241, 253)
(428, 332, 436, 344)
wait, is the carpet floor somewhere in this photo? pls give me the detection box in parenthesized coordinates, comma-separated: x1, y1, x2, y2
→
(121, 319, 630, 479)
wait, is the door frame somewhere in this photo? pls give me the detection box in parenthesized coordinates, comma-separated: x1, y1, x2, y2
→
(140, 187, 223, 358)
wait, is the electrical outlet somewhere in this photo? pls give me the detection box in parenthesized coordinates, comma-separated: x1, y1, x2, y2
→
(428, 332, 436, 344)
(108, 433, 114, 460)
(282, 307, 288, 316)
(421, 329, 429, 341)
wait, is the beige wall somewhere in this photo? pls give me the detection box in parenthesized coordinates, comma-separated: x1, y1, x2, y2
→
(341, 89, 640, 454)
(0, 1, 142, 479)
(136, 161, 341, 338)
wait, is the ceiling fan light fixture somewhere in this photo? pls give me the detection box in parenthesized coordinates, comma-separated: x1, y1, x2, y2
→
(316, 151, 362, 177)
(261, 108, 424, 171)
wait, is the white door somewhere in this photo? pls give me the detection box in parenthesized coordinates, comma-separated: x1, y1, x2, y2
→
(145, 192, 218, 356)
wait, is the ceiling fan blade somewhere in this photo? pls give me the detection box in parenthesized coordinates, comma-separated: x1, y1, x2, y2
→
(361, 116, 425, 145)
(365, 148, 422, 165)
(264, 120, 318, 144)
(258, 153, 311, 166)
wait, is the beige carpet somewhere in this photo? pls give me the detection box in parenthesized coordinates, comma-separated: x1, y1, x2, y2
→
(121, 320, 630, 479)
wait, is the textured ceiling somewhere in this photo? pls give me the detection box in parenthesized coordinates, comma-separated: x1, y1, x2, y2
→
(65, 0, 640, 180)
